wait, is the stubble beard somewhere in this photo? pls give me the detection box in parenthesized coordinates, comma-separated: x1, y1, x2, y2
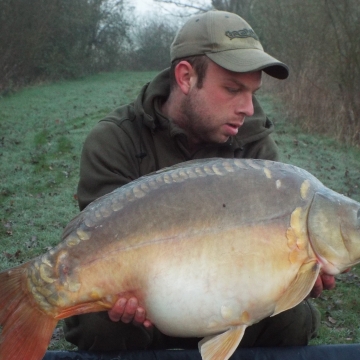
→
(180, 90, 228, 147)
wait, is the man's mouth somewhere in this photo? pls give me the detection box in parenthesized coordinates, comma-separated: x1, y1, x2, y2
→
(224, 123, 240, 136)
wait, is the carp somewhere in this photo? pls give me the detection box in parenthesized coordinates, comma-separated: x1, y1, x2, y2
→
(0, 158, 360, 360)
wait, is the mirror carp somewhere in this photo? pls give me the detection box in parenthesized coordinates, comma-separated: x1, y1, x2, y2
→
(1, 158, 360, 360)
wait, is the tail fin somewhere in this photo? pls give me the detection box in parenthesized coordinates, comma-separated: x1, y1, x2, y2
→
(0, 264, 58, 360)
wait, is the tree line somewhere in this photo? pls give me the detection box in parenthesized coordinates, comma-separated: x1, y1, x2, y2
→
(1, 0, 359, 145)
(250, 0, 360, 146)
(0, 0, 177, 92)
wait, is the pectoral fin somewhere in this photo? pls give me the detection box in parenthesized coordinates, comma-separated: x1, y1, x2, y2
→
(273, 260, 320, 316)
(198, 325, 247, 360)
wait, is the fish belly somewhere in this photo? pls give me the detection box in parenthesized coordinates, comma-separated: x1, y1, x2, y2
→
(131, 224, 306, 337)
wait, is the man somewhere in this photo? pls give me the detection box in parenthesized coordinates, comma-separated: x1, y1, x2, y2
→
(64, 10, 335, 352)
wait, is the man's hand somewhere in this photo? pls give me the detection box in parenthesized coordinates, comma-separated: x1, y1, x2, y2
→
(310, 268, 351, 298)
(108, 296, 153, 328)
(309, 274, 336, 298)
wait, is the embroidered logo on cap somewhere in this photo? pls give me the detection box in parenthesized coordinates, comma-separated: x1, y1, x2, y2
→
(225, 29, 259, 41)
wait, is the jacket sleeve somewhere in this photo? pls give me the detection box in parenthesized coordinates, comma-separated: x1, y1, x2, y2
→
(77, 120, 140, 210)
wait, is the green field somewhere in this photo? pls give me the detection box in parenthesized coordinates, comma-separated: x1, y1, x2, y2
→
(1, 71, 360, 349)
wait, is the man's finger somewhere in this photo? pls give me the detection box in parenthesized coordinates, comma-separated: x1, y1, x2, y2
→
(143, 319, 153, 328)
(310, 275, 323, 298)
(121, 297, 138, 323)
(108, 297, 127, 322)
(321, 274, 336, 291)
(133, 307, 146, 325)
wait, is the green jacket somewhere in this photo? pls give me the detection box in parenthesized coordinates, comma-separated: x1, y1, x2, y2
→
(77, 68, 279, 210)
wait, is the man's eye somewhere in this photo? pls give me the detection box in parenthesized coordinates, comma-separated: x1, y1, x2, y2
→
(226, 88, 238, 94)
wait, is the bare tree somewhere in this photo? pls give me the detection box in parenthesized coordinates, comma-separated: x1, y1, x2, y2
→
(154, 0, 256, 18)
(252, 0, 360, 145)
(153, 0, 210, 17)
(0, 0, 131, 91)
(211, 0, 255, 18)
(324, 0, 360, 142)
(131, 20, 177, 70)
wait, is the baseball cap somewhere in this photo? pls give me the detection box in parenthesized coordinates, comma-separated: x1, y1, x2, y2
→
(170, 10, 289, 79)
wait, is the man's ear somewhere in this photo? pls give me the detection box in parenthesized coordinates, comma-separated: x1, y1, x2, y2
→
(174, 61, 197, 95)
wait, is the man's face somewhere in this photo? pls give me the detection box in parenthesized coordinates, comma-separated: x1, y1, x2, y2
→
(180, 60, 262, 149)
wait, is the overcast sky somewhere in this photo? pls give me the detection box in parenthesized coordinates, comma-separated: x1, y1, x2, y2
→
(130, 0, 211, 16)
(131, 0, 156, 14)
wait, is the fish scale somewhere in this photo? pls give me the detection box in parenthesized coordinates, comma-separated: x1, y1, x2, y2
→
(1, 158, 360, 360)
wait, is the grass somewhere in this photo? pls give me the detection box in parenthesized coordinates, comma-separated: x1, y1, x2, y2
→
(0, 71, 157, 269)
(1, 71, 360, 349)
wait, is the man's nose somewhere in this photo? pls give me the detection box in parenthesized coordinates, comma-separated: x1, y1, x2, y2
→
(235, 93, 254, 117)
